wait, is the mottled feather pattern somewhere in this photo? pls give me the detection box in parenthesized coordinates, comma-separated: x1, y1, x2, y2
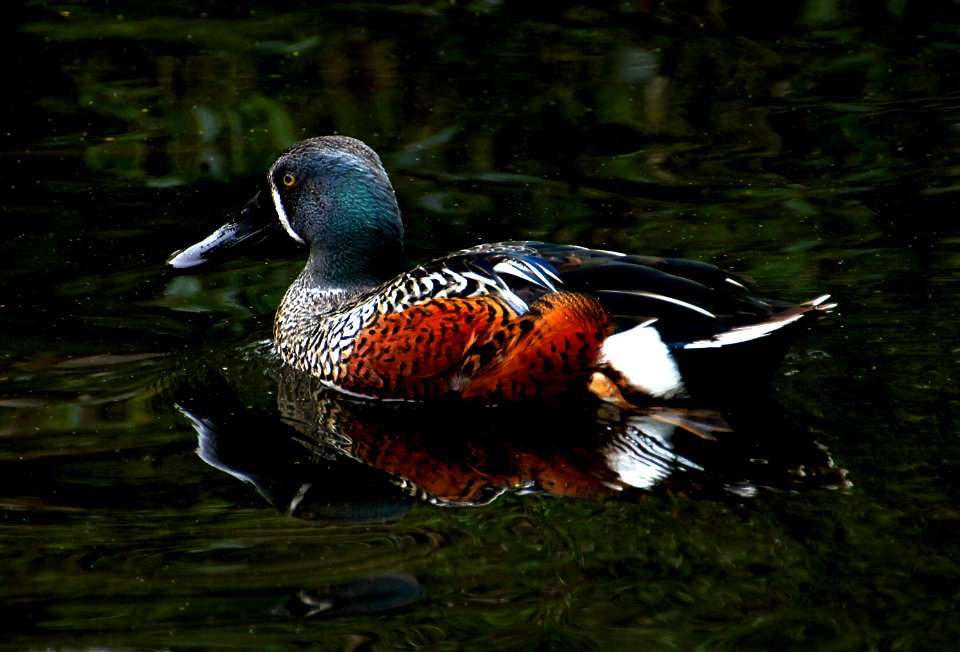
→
(343, 295, 517, 399)
(274, 245, 561, 398)
(334, 291, 610, 402)
(458, 292, 612, 402)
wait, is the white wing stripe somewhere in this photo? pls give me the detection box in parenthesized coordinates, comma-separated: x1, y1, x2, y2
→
(684, 313, 805, 349)
(600, 290, 717, 318)
(493, 259, 559, 290)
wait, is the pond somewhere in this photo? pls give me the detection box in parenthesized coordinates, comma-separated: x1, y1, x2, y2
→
(3, 2, 960, 649)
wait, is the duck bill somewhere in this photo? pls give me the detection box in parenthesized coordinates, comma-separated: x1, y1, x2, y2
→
(167, 190, 279, 269)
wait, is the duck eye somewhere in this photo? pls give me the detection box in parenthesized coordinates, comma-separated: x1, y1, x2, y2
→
(282, 172, 297, 188)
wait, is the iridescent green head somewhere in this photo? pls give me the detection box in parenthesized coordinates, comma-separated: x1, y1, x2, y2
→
(268, 136, 404, 288)
(168, 136, 404, 290)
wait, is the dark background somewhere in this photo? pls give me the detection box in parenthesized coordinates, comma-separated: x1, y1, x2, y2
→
(2, 2, 959, 649)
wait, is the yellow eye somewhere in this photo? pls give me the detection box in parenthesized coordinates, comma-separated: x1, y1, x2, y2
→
(282, 172, 297, 187)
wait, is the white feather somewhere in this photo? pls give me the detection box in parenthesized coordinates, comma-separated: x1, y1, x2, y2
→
(683, 299, 830, 350)
(269, 181, 306, 244)
(683, 318, 801, 349)
(493, 259, 558, 290)
(460, 269, 529, 314)
(599, 321, 685, 398)
(600, 290, 717, 318)
(459, 270, 498, 289)
(724, 276, 748, 290)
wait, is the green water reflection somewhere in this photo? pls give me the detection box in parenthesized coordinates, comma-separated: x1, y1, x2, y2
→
(3, 1, 960, 650)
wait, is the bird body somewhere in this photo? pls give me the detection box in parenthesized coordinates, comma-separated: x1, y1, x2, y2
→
(169, 136, 833, 405)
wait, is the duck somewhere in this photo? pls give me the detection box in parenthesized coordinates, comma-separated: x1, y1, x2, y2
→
(168, 135, 834, 405)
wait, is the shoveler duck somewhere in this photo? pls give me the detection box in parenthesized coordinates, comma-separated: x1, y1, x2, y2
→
(169, 136, 834, 405)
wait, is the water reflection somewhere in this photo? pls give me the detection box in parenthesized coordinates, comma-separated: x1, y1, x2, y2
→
(177, 362, 849, 518)
(281, 574, 423, 619)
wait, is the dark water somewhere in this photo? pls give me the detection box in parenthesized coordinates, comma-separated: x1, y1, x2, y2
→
(4, 2, 960, 649)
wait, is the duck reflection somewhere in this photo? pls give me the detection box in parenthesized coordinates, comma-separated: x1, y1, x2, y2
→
(176, 366, 848, 517)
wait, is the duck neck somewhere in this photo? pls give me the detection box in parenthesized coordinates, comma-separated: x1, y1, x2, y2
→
(302, 184, 404, 292)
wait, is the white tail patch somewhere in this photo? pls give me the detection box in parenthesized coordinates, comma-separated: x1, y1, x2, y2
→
(599, 320, 686, 399)
(684, 294, 834, 350)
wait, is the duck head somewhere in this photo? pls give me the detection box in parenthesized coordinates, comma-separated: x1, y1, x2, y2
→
(169, 136, 405, 290)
